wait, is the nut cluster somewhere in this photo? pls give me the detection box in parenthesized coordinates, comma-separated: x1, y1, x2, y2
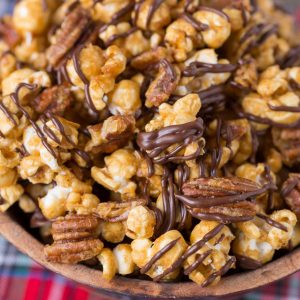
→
(1, 0, 300, 287)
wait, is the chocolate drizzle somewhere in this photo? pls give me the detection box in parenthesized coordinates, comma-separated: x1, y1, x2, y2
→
(201, 256, 236, 287)
(152, 224, 224, 281)
(72, 46, 97, 112)
(10, 83, 57, 158)
(235, 254, 263, 270)
(184, 249, 212, 275)
(176, 184, 270, 208)
(140, 237, 180, 274)
(256, 213, 288, 232)
(281, 178, 300, 197)
(104, 27, 138, 47)
(137, 118, 204, 164)
(280, 45, 300, 68)
(183, 62, 237, 77)
(182, 13, 209, 32)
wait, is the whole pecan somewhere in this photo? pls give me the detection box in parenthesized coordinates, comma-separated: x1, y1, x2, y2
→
(282, 173, 300, 218)
(272, 128, 300, 166)
(46, 6, 90, 67)
(33, 84, 74, 115)
(176, 177, 263, 223)
(44, 214, 103, 264)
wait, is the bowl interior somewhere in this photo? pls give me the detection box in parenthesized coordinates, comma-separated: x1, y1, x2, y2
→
(1, 212, 300, 298)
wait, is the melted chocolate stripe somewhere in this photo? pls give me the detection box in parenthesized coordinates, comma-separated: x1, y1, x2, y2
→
(182, 13, 209, 31)
(146, 0, 165, 28)
(140, 238, 180, 274)
(10, 83, 57, 158)
(256, 213, 288, 232)
(0, 102, 17, 125)
(176, 185, 269, 208)
(235, 254, 262, 270)
(201, 256, 236, 287)
(281, 178, 300, 197)
(72, 46, 97, 112)
(189, 210, 254, 224)
(183, 62, 237, 77)
(184, 250, 212, 275)
(153, 224, 224, 281)
(104, 27, 138, 47)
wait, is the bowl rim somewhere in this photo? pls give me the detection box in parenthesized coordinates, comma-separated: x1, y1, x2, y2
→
(1, 212, 300, 298)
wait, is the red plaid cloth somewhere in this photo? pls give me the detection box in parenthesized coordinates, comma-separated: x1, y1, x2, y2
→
(1, 237, 300, 300)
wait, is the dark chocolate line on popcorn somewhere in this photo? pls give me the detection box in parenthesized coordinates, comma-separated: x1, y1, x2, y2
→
(196, 6, 230, 22)
(201, 256, 236, 287)
(72, 45, 97, 113)
(183, 62, 238, 77)
(153, 224, 225, 282)
(104, 27, 138, 47)
(137, 118, 204, 164)
(140, 237, 180, 274)
(10, 83, 57, 158)
(235, 254, 263, 270)
(256, 213, 288, 232)
(181, 13, 209, 31)
(280, 45, 300, 68)
(184, 249, 213, 275)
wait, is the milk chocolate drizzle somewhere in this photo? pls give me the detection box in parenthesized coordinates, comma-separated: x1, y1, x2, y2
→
(182, 13, 209, 32)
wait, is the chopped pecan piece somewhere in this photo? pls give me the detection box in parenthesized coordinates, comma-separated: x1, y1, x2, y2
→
(46, 6, 90, 67)
(145, 59, 178, 107)
(44, 214, 103, 264)
(282, 173, 300, 218)
(131, 47, 171, 70)
(85, 115, 135, 154)
(272, 128, 300, 166)
(33, 84, 74, 115)
(0, 20, 20, 48)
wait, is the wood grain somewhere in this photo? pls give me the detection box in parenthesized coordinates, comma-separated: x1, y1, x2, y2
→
(1, 212, 300, 298)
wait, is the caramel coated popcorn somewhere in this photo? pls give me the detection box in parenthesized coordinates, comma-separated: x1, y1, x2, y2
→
(2, 0, 300, 287)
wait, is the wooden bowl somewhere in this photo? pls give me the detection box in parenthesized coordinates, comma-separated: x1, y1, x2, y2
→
(1, 212, 300, 298)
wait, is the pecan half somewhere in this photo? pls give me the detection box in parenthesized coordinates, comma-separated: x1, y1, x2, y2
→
(33, 85, 74, 115)
(86, 115, 135, 154)
(272, 128, 300, 166)
(189, 201, 257, 223)
(44, 214, 103, 264)
(176, 177, 264, 223)
(282, 173, 300, 218)
(46, 6, 90, 67)
(145, 59, 178, 107)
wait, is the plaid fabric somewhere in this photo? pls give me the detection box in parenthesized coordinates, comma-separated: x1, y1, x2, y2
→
(1, 236, 300, 300)
(2, 1, 300, 299)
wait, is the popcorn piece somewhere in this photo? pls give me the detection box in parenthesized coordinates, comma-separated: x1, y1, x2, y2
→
(91, 148, 138, 199)
(131, 230, 188, 281)
(126, 205, 156, 239)
(184, 221, 235, 286)
(233, 210, 297, 265)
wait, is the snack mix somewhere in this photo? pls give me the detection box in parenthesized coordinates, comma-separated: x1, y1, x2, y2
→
(2, 0, 300, 287)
